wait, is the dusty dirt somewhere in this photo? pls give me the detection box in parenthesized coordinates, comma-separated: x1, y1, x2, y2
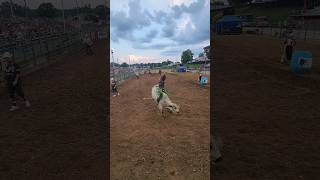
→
(111, 72, 210, 180)
(213, 35, 320, 180)
(0, 40, 108, 179)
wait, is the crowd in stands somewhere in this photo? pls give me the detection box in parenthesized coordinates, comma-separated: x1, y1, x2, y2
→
(0, 17, 78, 45)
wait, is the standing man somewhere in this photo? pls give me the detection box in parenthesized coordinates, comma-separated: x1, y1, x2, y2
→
(3, 52, 30, 111)
(83, 33, 93, 55)
(282, 33, 296, 63)
(0, 54, 7, 86)
(111, 78, 120, 97)
(199, 73, 202, 83)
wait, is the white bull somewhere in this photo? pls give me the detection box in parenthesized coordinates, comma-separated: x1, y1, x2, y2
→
(151, 85, 180, 116)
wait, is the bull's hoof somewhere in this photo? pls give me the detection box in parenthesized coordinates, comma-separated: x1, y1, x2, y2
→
(161, 112, 167, 119)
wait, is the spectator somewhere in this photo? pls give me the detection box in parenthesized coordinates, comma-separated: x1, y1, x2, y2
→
(283, 33, 296, 63)
(2, 52, 31, 111)
(83, 34, 94, 55)
(111, 78, 120, 97)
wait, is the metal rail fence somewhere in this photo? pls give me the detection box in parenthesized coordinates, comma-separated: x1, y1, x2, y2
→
(110, 67, 148, 84)
(243, 24, 320, 41)
(0, 30, 103, 87)
(110, 66, 211, 86)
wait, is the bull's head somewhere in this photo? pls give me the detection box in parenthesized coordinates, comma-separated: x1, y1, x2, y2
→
(166, 103, 180, 114)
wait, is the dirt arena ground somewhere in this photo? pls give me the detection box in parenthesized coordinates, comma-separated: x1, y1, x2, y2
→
(111, 72, 210, 179)
(0, 40, 108, 179)
(213, 35, 320, 179)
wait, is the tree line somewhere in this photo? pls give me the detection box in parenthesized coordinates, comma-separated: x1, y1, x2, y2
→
(0, 1, 107, 19)
(181, 48, 210, 64)
(111, 60, 175, 68)
(111, 47, 211, 68)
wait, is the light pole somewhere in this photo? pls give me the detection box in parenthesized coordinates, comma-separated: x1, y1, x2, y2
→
(104, 0, 108, 26)
(75, 0, 81, 35)
(128, 57, 130, 70)
(304, 0, 307, 13)
(24, 0, 27, 18)
(9, 0, 14, 18)
(61, 0, 66, 33)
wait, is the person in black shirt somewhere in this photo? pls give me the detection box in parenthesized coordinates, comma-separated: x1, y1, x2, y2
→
(111, 78, 119, 97)
(3, 52, 30, 111)
(283, 33, 296, 63)
(83, 34, 93, 55)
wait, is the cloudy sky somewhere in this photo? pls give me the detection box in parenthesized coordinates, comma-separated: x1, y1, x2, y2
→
(110, 0, 210, 64)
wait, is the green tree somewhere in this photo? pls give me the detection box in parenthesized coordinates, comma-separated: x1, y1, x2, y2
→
(37, 3, 58, 18)
(120, 62, 129, 67)
(181, 49, 193, 64)
(198, 53, 204, 57)
(167, 59, 173, 64)
(111, 62, 120, 67)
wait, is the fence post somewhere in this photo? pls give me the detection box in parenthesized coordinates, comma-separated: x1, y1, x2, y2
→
(22, 45, 26, 64)
(279, 21, 283, 38)
(31, 41, 37, 66)
(12, 46, 16, 63)
(45, 36, 50, 63)
(0, 58, 3, 87)
(38, 38, 43, 56)
(313, 23, 316, 40)
(304, 26, 308, 41)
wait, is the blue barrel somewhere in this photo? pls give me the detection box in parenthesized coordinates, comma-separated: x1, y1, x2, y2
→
(290, 51, 312, 74)
(200, 76, 208, 86)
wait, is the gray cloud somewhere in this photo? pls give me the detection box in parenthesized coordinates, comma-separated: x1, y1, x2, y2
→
(160, 47, 204, 57)
(111, 0, 151, 43)
(161, 19, 176, 38)
(111, 0, 209, 51)
(138, 29, 158, 43)
(133, 43, 170, 50)
(160, 49, 182, 56)
(171, 1, 210, 45)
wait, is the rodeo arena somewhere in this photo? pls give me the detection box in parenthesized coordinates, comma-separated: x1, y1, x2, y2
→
(213, 0, 320, 179)
(110, 46, 211, 179)
(0, 1, 109, 179)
